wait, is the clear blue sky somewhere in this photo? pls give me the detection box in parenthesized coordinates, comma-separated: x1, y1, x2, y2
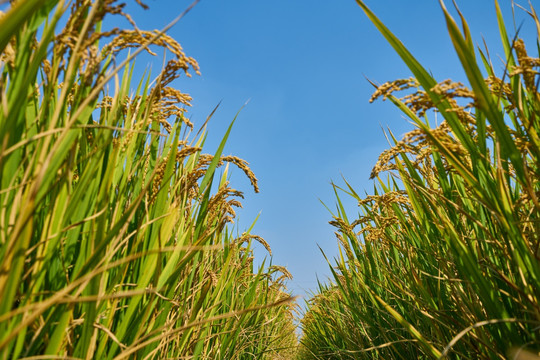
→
(123, 0, 534, 303)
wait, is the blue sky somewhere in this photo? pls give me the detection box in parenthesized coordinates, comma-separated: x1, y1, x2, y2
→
(123, 0, 534, 303)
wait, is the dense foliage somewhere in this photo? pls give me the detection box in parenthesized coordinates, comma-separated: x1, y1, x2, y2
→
(300, 1, 540, 359)
(0, 0, 297, 358)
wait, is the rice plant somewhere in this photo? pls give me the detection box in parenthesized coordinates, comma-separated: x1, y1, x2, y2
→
(300, 1, 540, 359)
(0, 0, 297, 358)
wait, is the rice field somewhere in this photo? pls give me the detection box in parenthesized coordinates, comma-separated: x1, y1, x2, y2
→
(299, 1, 540, 359)
(0, 1, 296, 358)
(0, 0, 539, 359)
